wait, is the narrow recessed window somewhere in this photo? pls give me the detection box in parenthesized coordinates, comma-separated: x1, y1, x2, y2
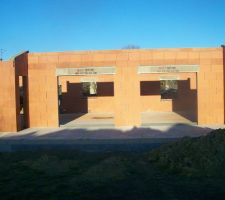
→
(82, 82, 97, 96)
(160, 80, 178, 99)
(58, 85, 62, 96)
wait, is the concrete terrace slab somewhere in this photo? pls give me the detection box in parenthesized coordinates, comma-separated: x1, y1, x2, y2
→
(59, 112, 114, 128)
(1, 124, 224, 140)
(141, 111, 196, 125)
(59, 111, 196, 128)
(0, 124, 224, 152)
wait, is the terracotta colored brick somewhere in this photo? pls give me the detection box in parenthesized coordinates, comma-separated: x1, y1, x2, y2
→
(176, 52, 188, 59)
(104, 53, 117, 61)
(152, 52, 164, 60)
(1, 47, 225, 131)
(188, 52, 200, 60)
(200, 51, 213, 59)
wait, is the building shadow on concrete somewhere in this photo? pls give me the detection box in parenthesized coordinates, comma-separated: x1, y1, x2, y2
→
(59, 113, 86, 125)
(0, 124, 214, 152)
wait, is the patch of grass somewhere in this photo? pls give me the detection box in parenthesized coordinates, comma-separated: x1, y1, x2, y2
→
(0, 129, 225, 199)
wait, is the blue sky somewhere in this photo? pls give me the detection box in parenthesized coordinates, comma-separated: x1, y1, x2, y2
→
(0, 0, 225, 59)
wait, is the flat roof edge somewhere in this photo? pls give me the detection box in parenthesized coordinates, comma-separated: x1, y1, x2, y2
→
(29, 46, 224, 55)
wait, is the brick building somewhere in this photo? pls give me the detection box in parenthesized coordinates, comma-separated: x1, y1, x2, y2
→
(0, 46, 225, 132)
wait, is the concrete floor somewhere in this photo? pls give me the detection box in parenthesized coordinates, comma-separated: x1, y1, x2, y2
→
(0, 110, 220, 142)
(0, 111, 218, 152)
(59, 111, 196, 128)
(59, 112, 114, 128)
(141, 111, 196, 125)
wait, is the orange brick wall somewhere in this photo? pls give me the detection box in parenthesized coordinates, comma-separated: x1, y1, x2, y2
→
(114, 59, 141, 126)
(15, 52, 28, 76)
(15, 52, 29, 130)
(138, 48, 224, 125)
(223, 46, 225, 124)
(28, 62, 58, 127)
(26, 47, 224, 128)
(0, 52, 29, 132)
(0, 61, 18, 131)
(197, 49, 224, 124)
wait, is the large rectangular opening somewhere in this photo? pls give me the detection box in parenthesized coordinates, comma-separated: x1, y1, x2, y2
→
(57, 76, 115, 127)
(140, 75, 197, 125)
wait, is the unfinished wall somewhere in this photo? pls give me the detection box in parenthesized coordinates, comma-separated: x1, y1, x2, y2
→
(114, 57, 141, 126)
(28, 50, 141, 127)
(197, 48, 224, 124)
(137, 48, 224, 124)
(0, 60, 17, 131)
(15, 51, 28, 76)
(27, 47, 225, 127)
(223, 46, 225, 124)
(28, 61, 58, 128)
(14, 52, 29, 130)
(0, 52, 29, 132)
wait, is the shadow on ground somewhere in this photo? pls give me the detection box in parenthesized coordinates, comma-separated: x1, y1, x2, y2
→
(0, 124, 215, 152)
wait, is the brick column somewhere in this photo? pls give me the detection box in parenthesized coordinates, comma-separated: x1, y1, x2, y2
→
(0, 61, 18, 131)
(114, 60, 141, 127)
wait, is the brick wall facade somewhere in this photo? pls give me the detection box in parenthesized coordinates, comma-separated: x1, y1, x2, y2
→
(0, 47, 224, 131)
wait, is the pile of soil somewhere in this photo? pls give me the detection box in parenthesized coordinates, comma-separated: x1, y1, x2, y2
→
(149, 129, 225, 177)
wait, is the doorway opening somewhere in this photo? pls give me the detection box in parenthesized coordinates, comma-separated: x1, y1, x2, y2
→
(140, 76, 197, 125)
(57, 76, 115, 128)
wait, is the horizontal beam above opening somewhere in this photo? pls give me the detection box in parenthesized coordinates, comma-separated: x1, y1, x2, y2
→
(56, 66, 116, 76)
(138, 65, 199, 74)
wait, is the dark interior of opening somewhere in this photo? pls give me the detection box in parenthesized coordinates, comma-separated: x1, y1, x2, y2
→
(18, 76, 28, 130)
